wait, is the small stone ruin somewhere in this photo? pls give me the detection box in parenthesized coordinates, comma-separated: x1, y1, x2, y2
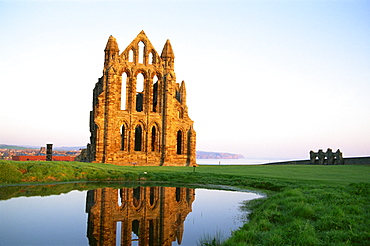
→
(310, 148, 344, 165)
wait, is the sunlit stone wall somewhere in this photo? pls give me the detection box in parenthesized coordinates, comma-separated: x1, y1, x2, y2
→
(87, 31, 196, 166)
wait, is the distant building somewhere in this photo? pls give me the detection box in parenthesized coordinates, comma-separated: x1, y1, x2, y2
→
(39, 147, 46, 154)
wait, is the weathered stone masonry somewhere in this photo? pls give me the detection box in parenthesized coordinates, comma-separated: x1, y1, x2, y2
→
(87, 31, 196, 166)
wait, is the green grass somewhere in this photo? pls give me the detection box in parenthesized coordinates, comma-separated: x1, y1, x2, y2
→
(1, 160, 369, 245)
(223, 183, 370, 245)
(1, 161, 368, 186)
(0, 160, 141, 184)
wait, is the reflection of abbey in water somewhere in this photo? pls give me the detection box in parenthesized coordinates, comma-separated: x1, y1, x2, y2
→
(86, 187, 195, 246)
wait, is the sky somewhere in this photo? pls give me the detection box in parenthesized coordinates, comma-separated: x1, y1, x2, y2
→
(0, 0, 369, 160)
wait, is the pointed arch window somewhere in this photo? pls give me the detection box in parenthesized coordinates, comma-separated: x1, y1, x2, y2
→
(177, 130, 182, 154)
(136, 93, 143, 112)
(149, 187, 156, 206)
(175, 90, 181, 103)
(136, 73, 144, 112)
(152, 75, 158, 112)
(176, 187, 182, 202)
(148, 51, 153, 64)
(138, 41, 145, 64)
(132, 220, 140, 242)
(151, 126, 157, 152)
(134, 125, 143, 151)
(121, 72, 127, 110)
(129, 49, 134, 63)
(118, 189, 125, 207)
(136, 73, 144, 92)
(121, 124, 125, 151)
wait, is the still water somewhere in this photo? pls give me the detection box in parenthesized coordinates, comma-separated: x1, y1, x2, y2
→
(0, 185, 262, 246)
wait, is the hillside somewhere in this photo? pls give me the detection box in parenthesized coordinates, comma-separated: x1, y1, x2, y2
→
(196, 151, 244, 159)
(0, 144, 33, 150)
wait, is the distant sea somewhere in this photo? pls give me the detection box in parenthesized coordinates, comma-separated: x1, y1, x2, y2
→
(196, 158, 291, 165)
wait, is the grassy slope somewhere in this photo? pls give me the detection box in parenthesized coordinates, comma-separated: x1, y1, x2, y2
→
(0, 160, 369, 245)
(196, 165, 370, 184)
(56, 162, 370, 183)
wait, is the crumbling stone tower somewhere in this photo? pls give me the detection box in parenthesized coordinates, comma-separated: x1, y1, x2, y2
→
(87, 31, 196, 166)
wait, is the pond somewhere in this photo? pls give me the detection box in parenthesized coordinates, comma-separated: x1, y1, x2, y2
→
(0, 184, 262, 246)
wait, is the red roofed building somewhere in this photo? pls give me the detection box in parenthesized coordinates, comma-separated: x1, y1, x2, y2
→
(12, 156, 75, 161)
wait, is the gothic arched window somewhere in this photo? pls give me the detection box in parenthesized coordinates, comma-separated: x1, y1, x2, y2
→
(134, 125, 142, 151)
(149, 187, 156, 206)
(129, 49, 134, 63)
(151, 126, 157, 152)
(177, 130, 182, 155)
(149, 51, 155, 64)
(121, 125, 125, 151)
(152, 75, 158, 112)
(121, 72, 127, 110)
(176, 187, 181, 202)
(136, 73, 144, 112)
(138, 41, 145, 64)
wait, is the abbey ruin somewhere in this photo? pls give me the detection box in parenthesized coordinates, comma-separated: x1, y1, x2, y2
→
(87, 31, 196, 166)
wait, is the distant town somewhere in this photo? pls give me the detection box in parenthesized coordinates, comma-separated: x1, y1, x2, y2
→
(0, 144, 82, 161)
(0, 144, 244, 161)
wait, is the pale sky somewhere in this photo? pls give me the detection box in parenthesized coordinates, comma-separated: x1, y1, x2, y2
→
(1, 0, 369, 160)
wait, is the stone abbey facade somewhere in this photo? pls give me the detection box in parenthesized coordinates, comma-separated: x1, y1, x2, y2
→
(87, 31, 196, 166)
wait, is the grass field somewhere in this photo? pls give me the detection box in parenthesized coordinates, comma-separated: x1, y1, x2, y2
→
(0, 160, 369, 245)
